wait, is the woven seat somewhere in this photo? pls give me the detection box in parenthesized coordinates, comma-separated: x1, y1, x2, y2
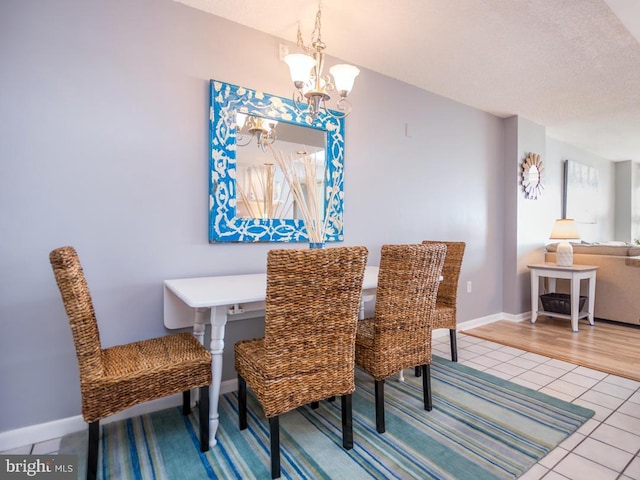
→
(234, 246, 368, 479)
(49, 246, 212, 480)
(422, 240, 466, 362)
(356, 243, 445, 433)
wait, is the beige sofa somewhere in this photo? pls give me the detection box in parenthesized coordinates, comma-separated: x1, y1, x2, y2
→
(545, 243, 640, 325)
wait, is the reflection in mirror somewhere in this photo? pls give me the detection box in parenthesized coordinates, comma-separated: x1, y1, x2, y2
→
(209, 79, 345, 243)
(528, 165, 540, 186)
(236, 116, 326, 221)
(236, 114, 277, 151)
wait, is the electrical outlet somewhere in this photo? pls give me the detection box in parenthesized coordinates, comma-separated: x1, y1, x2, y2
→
(278, 43, 289, 61)
(466, 281, 472, 293)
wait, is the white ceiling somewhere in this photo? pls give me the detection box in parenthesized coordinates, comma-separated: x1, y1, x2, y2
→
(175, 0, 640, 162)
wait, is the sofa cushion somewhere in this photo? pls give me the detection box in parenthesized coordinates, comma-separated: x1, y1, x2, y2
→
(545, 243, 634, 256)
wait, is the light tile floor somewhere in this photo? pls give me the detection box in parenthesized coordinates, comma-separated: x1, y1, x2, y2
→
(3, 332, 640, 479)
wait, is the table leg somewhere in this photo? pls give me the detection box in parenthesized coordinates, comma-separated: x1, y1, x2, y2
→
(192, 308, 209, 407)
(530, 271, 539, 324)
(208, 305, 228, 447)
(587, 272, 596, 326)
(571, 276, 580, 333)
(193, 308, 208, 346)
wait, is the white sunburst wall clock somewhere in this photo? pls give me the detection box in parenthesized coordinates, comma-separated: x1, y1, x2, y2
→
(522, 153, 544, 199)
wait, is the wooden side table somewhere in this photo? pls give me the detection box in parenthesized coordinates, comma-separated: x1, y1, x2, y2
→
(528, 263, 598, 332)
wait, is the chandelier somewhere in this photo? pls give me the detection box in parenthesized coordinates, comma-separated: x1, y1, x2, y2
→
(236, 113, 278, 151)
(283, 5, 359, 119)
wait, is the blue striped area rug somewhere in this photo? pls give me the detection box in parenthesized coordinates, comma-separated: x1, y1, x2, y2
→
(60, 357, 593, 479)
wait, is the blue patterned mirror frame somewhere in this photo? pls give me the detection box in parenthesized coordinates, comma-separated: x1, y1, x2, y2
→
(209, 80, 345, 243)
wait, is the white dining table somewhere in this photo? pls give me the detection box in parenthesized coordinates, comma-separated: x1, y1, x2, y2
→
(163, 265, 380, 446)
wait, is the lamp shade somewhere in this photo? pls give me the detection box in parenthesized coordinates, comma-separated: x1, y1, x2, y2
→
(549, 219, 580, 240)
(329, 64, 360, 95)
(284, 53, 316, 84)
(549, 219, 580, 266)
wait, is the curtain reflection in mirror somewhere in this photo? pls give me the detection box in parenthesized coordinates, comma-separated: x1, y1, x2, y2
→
(237, 163, 289, 219)
(237, 149, 325, 223)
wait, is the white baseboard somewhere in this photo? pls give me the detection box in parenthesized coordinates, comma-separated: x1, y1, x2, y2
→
(0, 313, 517, 452)
(0, 394, 182, 452)
(502, 311, 531, 323)
(457, 311, 530, 329)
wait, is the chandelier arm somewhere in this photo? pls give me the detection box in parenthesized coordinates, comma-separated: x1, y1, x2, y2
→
(291, 90, 309, 115)
(320, 96, 349, 120)
(321, 74, 334, 93)
(236, 131, 252, 147)
(335, 97, 352, 114)
(262, 130, 276, 150)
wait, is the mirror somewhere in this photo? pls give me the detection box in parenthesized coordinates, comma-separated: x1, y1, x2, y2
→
(521, 152, 544, 200)
(235, 118, 326, 220)
(209, 80, 345, 243)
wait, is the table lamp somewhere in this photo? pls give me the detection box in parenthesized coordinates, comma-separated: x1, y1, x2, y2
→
(549, 219, 580, 266)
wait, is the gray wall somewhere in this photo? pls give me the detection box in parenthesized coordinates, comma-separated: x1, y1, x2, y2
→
(546, 137, 615, 243)
(0, 0, 611, 433)
(503, 125, 615, 315)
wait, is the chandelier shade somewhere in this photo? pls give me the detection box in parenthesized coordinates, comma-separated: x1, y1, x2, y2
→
(329, 64, 360, 95)
(284, 54, 317, 86)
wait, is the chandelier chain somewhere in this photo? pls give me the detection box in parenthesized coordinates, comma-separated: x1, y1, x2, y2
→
(296, 5, 324, 53)
(311, 8, 322, 45)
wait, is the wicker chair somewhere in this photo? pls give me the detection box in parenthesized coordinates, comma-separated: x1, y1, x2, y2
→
(356, 243, 446, 433)
(49, 246, 212, 480)
(234, 246, 368, 479)
(421, 240, 466, 363)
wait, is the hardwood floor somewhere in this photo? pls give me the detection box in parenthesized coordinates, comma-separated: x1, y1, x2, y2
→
(461, 317, 640, 382)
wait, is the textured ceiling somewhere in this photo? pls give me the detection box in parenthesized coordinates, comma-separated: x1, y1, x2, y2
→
(175, 0, 640, 161)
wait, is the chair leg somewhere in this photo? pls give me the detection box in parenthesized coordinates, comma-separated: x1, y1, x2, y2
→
(415, 366, 421, 377)
(311, 401, 319, 409)
(421, 364, 432, 411)
(375, 379, 385, 433)
(238, 374, 247, 430)
(450, 329, 458, 362)
(199, 385, 209, 452)
(183, 390, 191, 415)
(87, 420, 99, 480)
(269, 416, 281, 479)
(341, 394, 353, 449)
